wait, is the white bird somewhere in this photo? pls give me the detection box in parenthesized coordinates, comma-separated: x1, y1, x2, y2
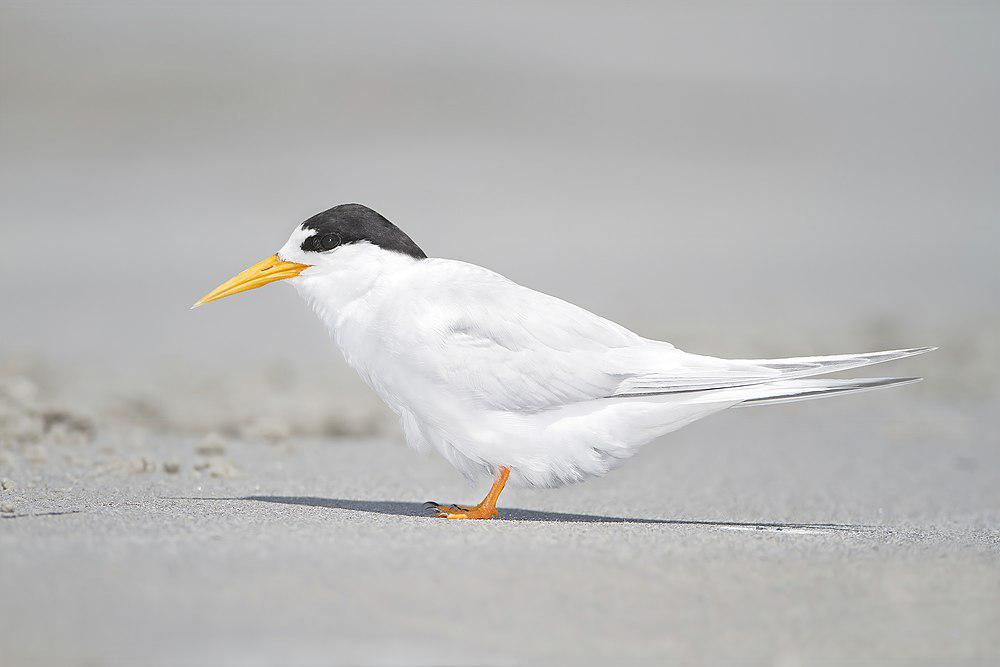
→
(194, 204, 933, 519)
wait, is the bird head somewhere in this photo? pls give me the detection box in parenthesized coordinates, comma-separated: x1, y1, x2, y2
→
(192, 204, 426, 308)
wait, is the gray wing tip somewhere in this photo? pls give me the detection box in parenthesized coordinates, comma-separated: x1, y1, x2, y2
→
(737, 376, 924, 407)
(832, 376, 923, 390)
(879, 346, 937, 357)
(873, 376, 923, 387)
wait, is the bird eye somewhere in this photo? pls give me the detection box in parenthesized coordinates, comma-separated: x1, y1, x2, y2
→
(318, 233, 341, 251)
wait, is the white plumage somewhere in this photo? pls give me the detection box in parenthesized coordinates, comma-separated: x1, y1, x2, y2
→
(274, 231, 930, 489)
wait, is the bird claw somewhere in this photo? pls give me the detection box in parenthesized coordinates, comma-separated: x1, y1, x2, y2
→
(422, 500, 497, 520)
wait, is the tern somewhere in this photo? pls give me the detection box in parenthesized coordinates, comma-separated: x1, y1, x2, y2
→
(195, 204, 933, 519)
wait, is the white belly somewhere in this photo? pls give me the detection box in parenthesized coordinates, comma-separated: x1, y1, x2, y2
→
(353, 348, 732, 487)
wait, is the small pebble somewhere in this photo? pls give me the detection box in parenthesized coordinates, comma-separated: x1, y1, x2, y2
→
(163, 462, 180, 474)
(1, 502, 14, 514)
(196, 432, 227, 457)
(132, 457, 156, 473)
(239, 416, 291, 443)
(192, 459, 240, 478)
(0, 478, 14, 491)
(208, 461, 239, 478)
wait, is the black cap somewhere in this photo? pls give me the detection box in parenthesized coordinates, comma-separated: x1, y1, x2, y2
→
(300, 204, 426, 259)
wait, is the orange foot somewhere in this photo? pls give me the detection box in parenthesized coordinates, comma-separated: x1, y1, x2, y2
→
(424, 466, 510, 520)
(423, 501, 499, 520)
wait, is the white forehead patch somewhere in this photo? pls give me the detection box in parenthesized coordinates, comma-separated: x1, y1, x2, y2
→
(277, 224, 318, 263)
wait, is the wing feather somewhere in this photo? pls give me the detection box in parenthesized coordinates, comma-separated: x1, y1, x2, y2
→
(389, 260, 934, 412)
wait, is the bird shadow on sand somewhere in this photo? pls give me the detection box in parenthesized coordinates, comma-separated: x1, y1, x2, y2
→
(174, 495, 870, 533)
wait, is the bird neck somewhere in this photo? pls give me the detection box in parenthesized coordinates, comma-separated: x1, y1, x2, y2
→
(291, 242, 420, 329)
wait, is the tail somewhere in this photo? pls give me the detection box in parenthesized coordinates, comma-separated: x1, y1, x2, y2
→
(735, 376, 922, 407)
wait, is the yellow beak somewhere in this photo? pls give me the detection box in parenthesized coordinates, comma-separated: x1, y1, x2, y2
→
(192, 254, 311, 308)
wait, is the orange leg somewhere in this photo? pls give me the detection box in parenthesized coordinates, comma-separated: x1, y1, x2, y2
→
(425, 467, 510, 520)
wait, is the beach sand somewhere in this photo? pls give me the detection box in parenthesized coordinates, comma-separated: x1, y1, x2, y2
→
(1, 352, 997, 665)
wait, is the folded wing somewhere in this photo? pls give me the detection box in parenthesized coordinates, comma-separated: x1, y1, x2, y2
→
(401, 260, 933, 412)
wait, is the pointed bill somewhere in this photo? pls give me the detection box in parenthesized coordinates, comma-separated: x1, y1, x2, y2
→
(192, 254, 311, 308)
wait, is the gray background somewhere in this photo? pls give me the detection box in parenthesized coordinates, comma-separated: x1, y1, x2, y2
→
(2, 2, 997, 369)
(1, 3, 998, 665)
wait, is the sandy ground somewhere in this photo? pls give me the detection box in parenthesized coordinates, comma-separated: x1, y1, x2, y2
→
(1, 374, 997, 666)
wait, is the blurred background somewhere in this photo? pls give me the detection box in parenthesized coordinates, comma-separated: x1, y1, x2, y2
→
(2, 4, 999, 665)
(2, 2, 997, 437)
(3, 2, 998, 346)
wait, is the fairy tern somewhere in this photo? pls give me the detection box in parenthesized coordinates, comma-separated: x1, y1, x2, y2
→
(194, 204, 933, 519)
